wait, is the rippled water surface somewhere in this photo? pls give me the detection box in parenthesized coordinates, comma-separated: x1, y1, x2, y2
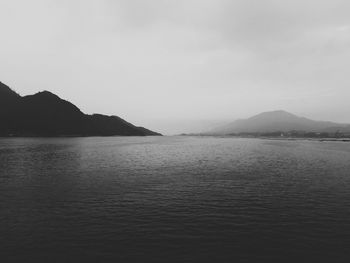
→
(1, 136, 350, 262)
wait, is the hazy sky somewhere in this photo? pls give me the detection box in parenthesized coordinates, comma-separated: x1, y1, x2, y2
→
(1, 0, 349, 134)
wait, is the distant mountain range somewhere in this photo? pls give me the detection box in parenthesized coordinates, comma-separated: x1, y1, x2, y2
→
(209, 110, 350, 135)
(0, 81, 161, 137)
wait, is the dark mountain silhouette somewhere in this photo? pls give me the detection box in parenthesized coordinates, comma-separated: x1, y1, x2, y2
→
(210, 110, 349, 135)
(0, 81, 161, 136)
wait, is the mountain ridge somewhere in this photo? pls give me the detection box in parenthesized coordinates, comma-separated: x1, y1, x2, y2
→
(209, 110, 350, 135)
(0, 81, 161, 137)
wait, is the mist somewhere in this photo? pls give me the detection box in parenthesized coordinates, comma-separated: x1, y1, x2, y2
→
(1, 0, 350, 134)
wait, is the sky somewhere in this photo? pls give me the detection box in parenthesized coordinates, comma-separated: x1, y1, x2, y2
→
(1, 0, 350, 134)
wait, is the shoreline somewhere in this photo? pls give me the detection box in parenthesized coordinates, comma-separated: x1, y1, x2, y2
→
(257, 137, 350, 142)
(182, 134, 350, 142)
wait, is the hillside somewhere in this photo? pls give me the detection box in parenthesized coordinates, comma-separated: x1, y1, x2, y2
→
(210, 110, 349, 135)
(0, 81, 161, 137)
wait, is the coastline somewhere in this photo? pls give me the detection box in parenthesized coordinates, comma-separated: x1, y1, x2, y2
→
(181, 134, 350, 142)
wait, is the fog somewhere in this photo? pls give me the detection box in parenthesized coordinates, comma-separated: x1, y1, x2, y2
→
(1, 0, 349, 134)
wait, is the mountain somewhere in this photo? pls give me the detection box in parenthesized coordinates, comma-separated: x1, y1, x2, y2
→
(210, 110, 349, 135)
(0, 81, 21, 111)
(0, 81, 161, 136)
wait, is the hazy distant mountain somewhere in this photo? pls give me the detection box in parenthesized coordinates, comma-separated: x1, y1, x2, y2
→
(0, 81, 161, 136)
(323, 124, 350, 133)
(210, 110, 349, 135)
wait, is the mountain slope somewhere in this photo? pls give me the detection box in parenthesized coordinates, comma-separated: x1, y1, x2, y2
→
(0, 82, 22, 134)
(211, 110, 348, 134)
(0, 81, 161, 136)
(0, 82, 21, 112)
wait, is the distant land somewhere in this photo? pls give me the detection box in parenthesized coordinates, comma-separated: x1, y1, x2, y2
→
(0, 81, 161, 137)
(201, 110, 350, 138)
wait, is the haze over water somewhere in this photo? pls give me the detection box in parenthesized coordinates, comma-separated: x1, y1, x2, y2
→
(1, 136, 350, 262)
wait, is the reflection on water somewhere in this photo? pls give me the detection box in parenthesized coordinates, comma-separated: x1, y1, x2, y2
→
(1, 136, 350, 262)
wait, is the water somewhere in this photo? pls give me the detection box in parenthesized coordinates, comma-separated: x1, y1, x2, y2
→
(1, 136, 350, 262)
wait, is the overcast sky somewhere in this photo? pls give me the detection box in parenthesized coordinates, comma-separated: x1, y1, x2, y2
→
(1, 0, 349, 134)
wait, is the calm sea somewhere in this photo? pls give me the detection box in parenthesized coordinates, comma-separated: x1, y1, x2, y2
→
(1, 136, 349, 262)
